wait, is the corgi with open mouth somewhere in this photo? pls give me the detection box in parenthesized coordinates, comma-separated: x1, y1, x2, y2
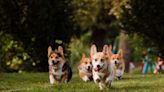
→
(47, 46, 72, 84)
(109, 45, 125, 80)
(90, 44, 115, 90)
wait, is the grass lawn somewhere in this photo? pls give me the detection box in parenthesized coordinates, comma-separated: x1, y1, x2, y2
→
(0, 72, 164, 92)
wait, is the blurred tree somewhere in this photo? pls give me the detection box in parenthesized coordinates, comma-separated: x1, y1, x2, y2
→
(0, 0, 79, 72)
(121, 0, 164, 58)
(108, 0, 130, 20)
(128, 34, 147, 62)
(0, 32, 34, 72)
(118, 31, 132, 72)
(71, 0, 119, 51)
(108, 0, 131, 72)
(69, 32, 92, 66)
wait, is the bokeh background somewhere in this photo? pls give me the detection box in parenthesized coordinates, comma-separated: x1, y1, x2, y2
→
(0, 0, 164, 73)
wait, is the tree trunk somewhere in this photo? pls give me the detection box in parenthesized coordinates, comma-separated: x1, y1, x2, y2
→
(119, 31, 131, 73)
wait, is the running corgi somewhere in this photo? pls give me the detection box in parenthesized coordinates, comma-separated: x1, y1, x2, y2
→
(90, 44, 115, 90)
(78, 53, 92, 82)
(47, 46, 72, 84)
(109, 45, 125, 80)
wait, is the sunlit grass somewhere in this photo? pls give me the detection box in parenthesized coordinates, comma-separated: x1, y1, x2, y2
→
(0, 72, 164, 92)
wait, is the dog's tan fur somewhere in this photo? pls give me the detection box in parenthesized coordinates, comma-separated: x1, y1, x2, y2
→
(48, 46, 72, 84)
(78, 54, 92, 82)
(90, 44, 115, 90)
(109, 45, 125, 79)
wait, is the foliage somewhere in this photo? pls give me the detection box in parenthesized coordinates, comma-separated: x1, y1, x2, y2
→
(121, 0, 164, 58)
(0, 0, 164, 72)
(71, 0, 100, 31)
(69, 32, 91, 66)
(128, 34, 146, 62)
(109, 0, 130, 19)
(0, 32, 35, 72)
(126, 34, 158, 63)
(0, 73, 164, 92)
(0, 0, 79, 72)
(71, 0, 119, 49)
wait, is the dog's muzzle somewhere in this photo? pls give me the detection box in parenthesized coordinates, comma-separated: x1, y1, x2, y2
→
(52, 60, 59, 65)
(87, 66, 92, 72)
(94, 64, 103, 72)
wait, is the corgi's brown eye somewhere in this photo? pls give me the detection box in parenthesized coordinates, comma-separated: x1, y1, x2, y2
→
(51, 56, 53, 59)
(56, 56, 59, 59)
(101, 59, 104, 62)
(95, 59, 97, 62)
(85, 62, 87, 64)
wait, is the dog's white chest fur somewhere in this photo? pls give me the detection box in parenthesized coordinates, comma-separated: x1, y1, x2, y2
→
(49, 64, 65, 84)
(93, 71, 105, 78)
(53, 69, 64, 77)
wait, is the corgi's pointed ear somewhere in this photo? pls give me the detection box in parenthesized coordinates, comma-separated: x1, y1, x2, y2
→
(48, 46, 52, 57)
(90, 44, 97, 57)
(80, 53, 86, 63)
(108, 45, 113, 56)
(82, 53, 86, 59)
(103, 45, 109, 56)
(118, 49, 123, 58)
(58, 46, 64, 55)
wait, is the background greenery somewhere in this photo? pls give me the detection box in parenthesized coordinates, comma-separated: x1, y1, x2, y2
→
(0, 0, 164, 72)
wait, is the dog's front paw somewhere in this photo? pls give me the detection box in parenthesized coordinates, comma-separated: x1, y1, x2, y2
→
(82, 76, 90, 82)
(50, 80, 55, 84)
(106, 80, 112, 87)
(64, 79, 68, 84)
(96, 78, 101, 83)
(49, 75, 55, 84)
(99, 82, 106, 91)
(117, 76, 122, 80)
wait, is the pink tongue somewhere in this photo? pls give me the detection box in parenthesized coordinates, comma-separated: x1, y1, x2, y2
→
(94, 68, 100, 71)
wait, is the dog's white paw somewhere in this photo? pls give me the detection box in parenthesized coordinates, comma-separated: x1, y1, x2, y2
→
(82, 76, 90, 82)
(49, 75, 55, 84)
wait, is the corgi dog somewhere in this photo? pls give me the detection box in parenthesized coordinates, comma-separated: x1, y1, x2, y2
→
(78, 53, 92, 82)
(109, 45, 125, 80)
(90, 44, 115, 90)
(47, 46, 72, 84)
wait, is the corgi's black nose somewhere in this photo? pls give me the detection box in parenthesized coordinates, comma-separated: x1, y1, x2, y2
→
(88, 66, 90, 70)
(52, 60, 59, 65)
(52, 60, 56, 65)
(115, 61, 118, 64)
(97, 65, 100, 68)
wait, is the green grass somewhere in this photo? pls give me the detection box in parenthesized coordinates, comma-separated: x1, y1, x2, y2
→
(0, 72, 164, 92)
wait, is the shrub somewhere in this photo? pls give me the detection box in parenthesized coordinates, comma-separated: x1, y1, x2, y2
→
(68, 32, 91, 66)
(0, 32, 36, 72)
